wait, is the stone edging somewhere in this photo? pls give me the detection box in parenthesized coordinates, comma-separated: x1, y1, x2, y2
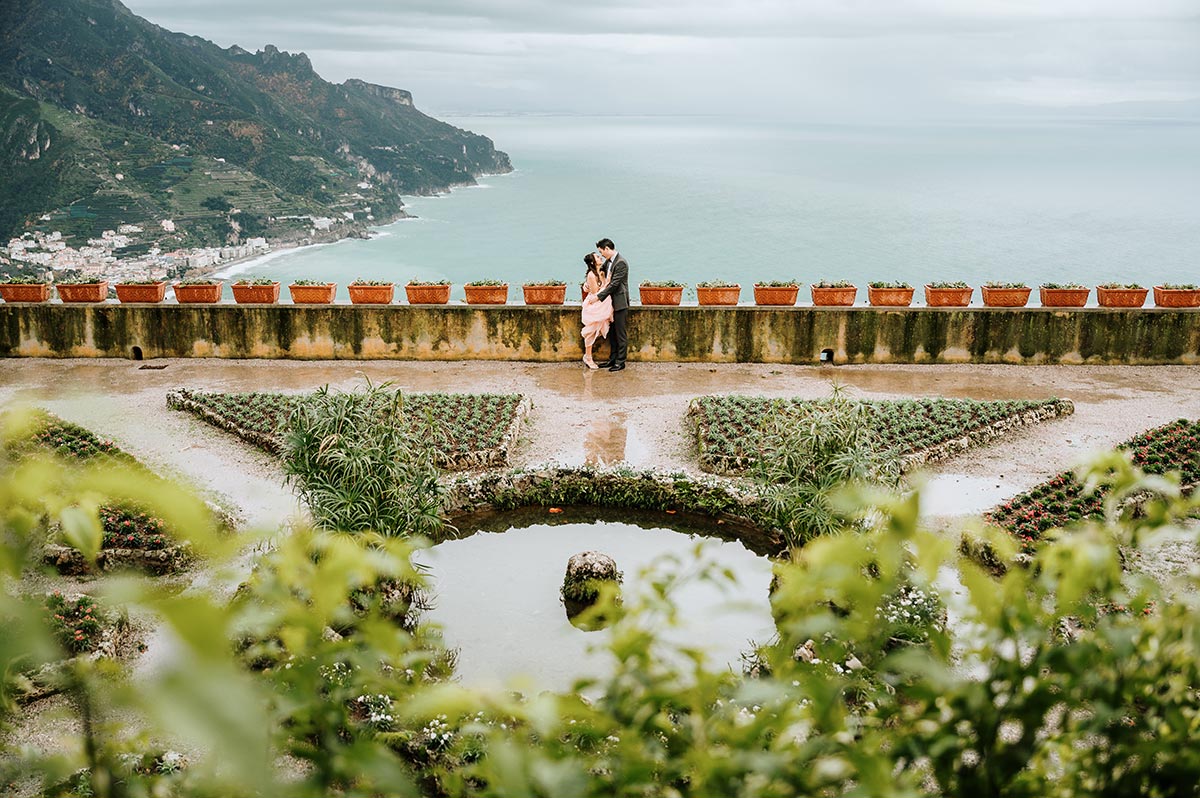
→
(167, 388, 285, 455)
(899, 398, 1076, 472)
(441, 465, 785, 556)
(43, 542, 193, 576)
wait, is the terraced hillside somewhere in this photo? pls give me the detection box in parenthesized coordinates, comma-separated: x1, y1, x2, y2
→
(0, 0, 511, 246)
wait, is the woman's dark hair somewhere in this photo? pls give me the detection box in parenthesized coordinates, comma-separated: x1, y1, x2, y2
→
(584, 251, 602, 279)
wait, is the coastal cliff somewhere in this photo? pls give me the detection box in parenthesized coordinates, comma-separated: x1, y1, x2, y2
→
(0, 0, 512, 250)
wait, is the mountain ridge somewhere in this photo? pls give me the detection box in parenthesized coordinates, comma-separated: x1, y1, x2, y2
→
(0, 0, 511, 250)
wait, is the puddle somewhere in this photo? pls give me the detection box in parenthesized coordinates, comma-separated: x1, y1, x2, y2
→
(577, 411, 651, 467)
(915, 473, 1020, 517)
(415, 510, 775, 691)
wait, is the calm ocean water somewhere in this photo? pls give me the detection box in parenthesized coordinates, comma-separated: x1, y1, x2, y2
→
(223, 115, 1200, 302)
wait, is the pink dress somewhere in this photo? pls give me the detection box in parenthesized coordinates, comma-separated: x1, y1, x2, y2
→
(581, 273, 613, 346)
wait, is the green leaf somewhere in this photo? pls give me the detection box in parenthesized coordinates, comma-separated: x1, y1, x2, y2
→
(59, 506, 101, 563)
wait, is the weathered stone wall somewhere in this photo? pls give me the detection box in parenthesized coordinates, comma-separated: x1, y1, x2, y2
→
(2, 304, 1199, 364)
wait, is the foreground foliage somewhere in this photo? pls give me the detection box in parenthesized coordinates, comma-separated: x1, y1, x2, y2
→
(689, 395, 1071, 474)
(3, 407, 1200, 796)
(168, 388, 526, 469)
(988, 417, 1200, 550)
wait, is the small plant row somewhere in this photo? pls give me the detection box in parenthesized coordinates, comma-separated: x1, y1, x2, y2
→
(167, 389, 529, 470)
(8, 279, 1199, 308)
(687, 396, 1073, 475)
(6, 410, 190, 572)
(986, 418, 1200, 551)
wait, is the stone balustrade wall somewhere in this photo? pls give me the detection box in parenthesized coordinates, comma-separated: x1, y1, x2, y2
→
(2, 304, 1198, 364)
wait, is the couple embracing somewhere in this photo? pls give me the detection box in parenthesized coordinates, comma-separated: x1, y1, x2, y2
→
(580, 238, 629, 372)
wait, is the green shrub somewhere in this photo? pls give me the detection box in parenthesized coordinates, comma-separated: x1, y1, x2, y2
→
(281, 382, 445, 537)
(754, 386, 902, 545)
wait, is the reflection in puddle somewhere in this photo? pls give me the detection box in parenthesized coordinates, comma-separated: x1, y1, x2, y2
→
(584, 416, 628, 466)
(415, 513, 775, 691)
(916, 473, 1019, 517)
(571, 410, 650, 467)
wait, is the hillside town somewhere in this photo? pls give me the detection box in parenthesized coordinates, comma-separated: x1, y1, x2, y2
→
(0, 223, 270, 283)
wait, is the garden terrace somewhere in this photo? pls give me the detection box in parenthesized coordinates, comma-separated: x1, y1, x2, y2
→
(986, 418, 1200, 552)
(687, 396, 1074, 475)
(167, 388, 529, 470)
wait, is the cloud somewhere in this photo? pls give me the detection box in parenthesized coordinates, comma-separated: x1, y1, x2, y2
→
(120, 0, 1200, 118)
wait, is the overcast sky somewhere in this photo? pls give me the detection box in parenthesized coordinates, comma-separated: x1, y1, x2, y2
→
(122, 0, 1200, 120)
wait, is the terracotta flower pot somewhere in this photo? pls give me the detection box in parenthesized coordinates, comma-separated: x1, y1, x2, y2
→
(981, 286, 1031, 307)
(464, 284, 509, 304)
(522, 284, 567, 305)
(231, 282, 281, 304)
(348, 284, 395, 305)
(289, 283, 337, 304)
(697, 286, 741, 305)
(811, 286, 857, 306)
(639, 286, 684, 306)
(115, 282, 167, 303)
(1096, 287, 1148, 308)
(868, 287, 914, 307)
(405, 284, 451, 304)
(1039, 287, 1089, 308)
(0, 283, 51, 303)
(753, 285, 799, 306)
(924, 285, 973, 307)
(1153, 286, 1200, 308)
(173, 283, 223, 304)
(57, 282, 109, 303)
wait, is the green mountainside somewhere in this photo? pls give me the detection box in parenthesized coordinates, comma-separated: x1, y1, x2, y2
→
(0, 0, 511, 248)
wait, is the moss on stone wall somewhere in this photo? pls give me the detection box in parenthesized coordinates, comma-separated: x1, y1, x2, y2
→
(1, 305, 1198, 364)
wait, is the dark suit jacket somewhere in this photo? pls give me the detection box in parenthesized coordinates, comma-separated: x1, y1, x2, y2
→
(597, 254, 630, 311)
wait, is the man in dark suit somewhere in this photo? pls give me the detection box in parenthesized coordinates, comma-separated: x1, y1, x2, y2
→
(594, 238, 629, 371)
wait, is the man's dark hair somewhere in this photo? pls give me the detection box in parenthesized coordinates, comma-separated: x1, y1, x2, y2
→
(595, 238, 615, 250)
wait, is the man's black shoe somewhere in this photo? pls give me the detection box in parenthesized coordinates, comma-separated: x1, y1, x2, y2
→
(596, 360, 614, 369)
(608, 363, 625, 372)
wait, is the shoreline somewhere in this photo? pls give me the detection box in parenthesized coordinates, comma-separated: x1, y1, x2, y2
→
(195, 168, 511, 281)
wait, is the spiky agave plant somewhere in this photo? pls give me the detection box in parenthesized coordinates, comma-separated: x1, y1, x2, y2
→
(753, 384, 901, 546)
(282, 382, 446, 537)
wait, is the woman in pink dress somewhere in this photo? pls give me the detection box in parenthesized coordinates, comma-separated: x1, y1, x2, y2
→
(580, 252, 614, 369)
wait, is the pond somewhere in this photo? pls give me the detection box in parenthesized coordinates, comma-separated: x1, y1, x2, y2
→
(415, 507, 776, 691)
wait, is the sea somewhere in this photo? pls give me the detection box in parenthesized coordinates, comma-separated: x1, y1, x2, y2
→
(218, 115, 1200, 302)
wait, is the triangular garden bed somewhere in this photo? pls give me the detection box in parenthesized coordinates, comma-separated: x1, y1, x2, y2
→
(986, 418, 1200, 552)
(688, 396, 1074, 475)
(167, 389, 529, 470)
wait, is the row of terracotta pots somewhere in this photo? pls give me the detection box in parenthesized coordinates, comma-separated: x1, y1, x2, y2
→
(4, 281, 1198, 308)
(0, 281, 556, 305)
(642, 284, 1199, 308)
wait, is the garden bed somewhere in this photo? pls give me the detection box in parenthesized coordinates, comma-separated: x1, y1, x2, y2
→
(46, 499, 193, 573)
(166, 388, 530, 470)
(687, 396, 1074, 475)
(985, 418, 1200, 553)
(7, 411, 193, 574)
(17, 592, 141, 704)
